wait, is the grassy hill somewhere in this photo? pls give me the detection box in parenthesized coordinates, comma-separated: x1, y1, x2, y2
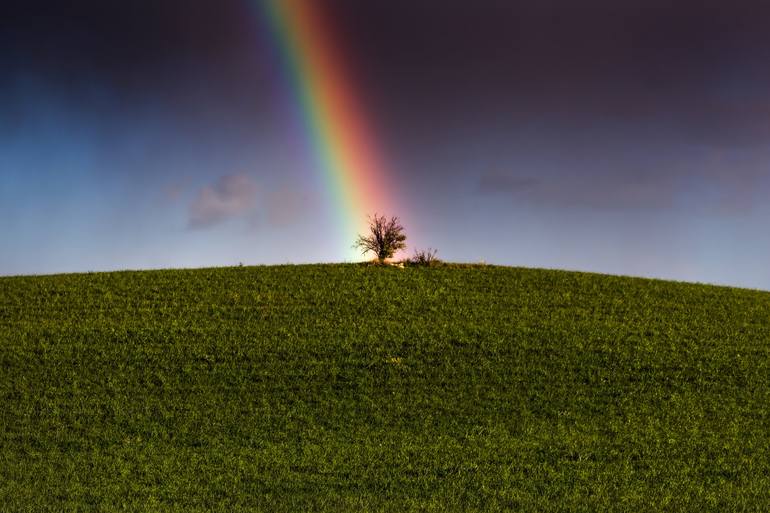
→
(1, 264, 769, 512)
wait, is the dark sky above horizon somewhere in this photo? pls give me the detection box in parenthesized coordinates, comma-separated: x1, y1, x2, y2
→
(2, 0, 770, 289)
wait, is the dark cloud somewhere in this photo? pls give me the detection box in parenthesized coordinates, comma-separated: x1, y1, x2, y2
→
(4, 0, 770, 152)
(0, 1, 250, 78)
(328, 0, 770, 152)
(0, 0, 272, 132)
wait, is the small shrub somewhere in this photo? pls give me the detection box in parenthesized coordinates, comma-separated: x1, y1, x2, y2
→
(409, 248, 440, 267)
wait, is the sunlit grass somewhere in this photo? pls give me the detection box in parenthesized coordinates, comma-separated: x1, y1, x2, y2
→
(1, 264, 769, 511)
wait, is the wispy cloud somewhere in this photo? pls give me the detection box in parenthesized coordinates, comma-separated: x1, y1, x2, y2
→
(478, 174, 539, 195)
(478, 171, 677, 210)
(188, 174, 258, 228)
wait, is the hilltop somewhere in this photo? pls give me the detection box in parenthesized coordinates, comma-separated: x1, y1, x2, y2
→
(1, 264, 769, 511)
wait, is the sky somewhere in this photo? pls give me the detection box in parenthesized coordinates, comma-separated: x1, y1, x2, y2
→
(1, 0, 770, 290)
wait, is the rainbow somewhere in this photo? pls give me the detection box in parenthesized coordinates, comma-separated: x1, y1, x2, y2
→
(259, 0, 398, 259)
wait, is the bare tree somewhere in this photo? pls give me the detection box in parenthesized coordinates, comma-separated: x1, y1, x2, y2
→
(354, 214, 407, 263)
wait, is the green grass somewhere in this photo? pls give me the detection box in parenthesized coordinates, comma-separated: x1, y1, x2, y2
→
(1, 264, 769, 512)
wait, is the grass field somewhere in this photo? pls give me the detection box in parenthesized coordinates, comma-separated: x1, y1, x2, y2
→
(1, 264, 769, 511)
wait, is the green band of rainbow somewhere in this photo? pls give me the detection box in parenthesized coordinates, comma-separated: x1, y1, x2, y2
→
(260, 0, 396, 259)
